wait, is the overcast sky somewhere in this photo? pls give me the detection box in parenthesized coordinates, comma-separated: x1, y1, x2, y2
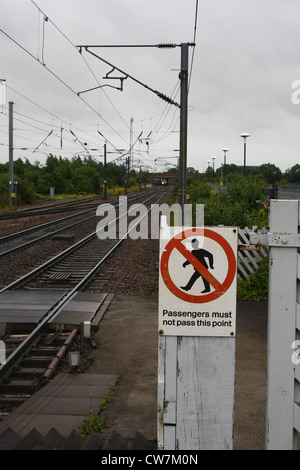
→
(1, 0, 300, 174)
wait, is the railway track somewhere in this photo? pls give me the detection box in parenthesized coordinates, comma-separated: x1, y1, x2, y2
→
(0, 330, 79, 421)
(0, 191, 148, 257)
(0, 195, 104, 220)
(0, 187, 168, 419)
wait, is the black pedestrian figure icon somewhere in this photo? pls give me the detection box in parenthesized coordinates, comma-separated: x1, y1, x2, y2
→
(180, 238, 214, 293)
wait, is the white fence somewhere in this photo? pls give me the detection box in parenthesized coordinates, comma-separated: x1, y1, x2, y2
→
(157, 210, 300, 450)
(237, 227, 268, 280)
(250, 199, 300, 449)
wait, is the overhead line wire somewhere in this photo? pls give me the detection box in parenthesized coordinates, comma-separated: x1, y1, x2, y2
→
(4, 86, 113, 153)
(4, 2, 188, 165)
(188, 0, 198, 91)
(0, 27, 128, 151)
(30, 0, 133, 135)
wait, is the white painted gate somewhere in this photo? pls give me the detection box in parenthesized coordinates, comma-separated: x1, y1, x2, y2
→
(250, 199, 300, 450)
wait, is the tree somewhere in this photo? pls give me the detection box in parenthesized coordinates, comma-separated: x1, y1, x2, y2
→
(257, 163, 282, 183)
(285, 164, 300, 183)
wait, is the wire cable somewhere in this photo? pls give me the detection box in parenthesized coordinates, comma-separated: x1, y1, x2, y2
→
(188, 0, 198, 92)
(30, 0, 134, 135)
(0, 27, 129, 149)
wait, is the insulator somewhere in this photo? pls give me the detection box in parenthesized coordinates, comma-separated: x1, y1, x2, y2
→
(157, 43, 177, 48)
(156, 92, 180, 108)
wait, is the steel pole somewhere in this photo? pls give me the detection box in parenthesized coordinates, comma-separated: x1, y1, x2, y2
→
(243, 141, 246, 176)
(9, 101, 13, 206)
(179, 43, 188, 225)
(104, 143, 107, 199)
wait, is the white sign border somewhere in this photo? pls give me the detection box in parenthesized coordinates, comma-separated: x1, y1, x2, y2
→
(158, 224, 238, 337)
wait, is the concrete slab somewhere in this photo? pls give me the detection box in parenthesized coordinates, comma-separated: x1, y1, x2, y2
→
(0, 372, 118, 438)
(24, 396, 102, 416)
(0, 290, 107, 329)
(89, 295, 159, 443)
(50, 292, 107, 328)
(43, 384, 112, 398)
(0, 291, 66, 304)
(3, 414, 86, 438)
(0, 290, 66, 324)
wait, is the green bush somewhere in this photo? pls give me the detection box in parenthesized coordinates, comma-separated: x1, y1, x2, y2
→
(190, 175, 269, 229)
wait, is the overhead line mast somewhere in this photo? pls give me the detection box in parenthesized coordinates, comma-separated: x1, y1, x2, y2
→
(77, 42, 195, 224)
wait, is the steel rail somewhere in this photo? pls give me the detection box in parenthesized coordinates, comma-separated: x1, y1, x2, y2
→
(0, 190, 150, 257)
(0, 190, 151, 241)
(0, 189, 159, 294)
(0, 189, 167, 384)
(0, 195, 103, 220)
(0, 204, 97, 244)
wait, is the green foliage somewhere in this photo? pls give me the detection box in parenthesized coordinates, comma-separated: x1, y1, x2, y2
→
(0, 171, 9, 206)
(79, 382, 118, 439)
(184, 171, 271, 301)
(189, 174, 269, 228)
(0, 155, 150, 208)
(284, 164, 300, 183)
(79, 412, 109, 439)
(255, 163, 282, 183)
(237, 256, 269, 301)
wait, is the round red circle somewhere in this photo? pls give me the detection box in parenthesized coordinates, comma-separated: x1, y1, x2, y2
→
(160, 228, 237, 303)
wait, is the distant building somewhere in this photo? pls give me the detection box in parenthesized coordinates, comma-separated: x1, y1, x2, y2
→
(147, 172, 194, 186)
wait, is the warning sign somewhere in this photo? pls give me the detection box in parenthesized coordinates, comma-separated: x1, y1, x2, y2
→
(158, 226, 238, 337)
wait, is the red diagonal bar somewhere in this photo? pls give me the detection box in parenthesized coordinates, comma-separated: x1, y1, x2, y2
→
(174, 239, 223, 292)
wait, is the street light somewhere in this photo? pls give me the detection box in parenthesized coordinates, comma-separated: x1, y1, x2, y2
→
(211, 157, 216, 184)
(222, 148, 229, 185)
(240, 133, 250, 176)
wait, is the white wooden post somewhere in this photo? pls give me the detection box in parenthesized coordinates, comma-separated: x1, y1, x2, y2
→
(158, 335, 235, 450)
(176, 336, 235, 450)
(265, 199, 299, 449)
(158, 222, 237, 450)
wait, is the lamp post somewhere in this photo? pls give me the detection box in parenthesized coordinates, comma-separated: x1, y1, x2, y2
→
(240, 133, 250, 176)
(211, 156, 216, 184)
(222, 148, 229, 185)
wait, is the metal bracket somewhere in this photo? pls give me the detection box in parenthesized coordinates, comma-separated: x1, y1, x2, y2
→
(250, 231, 300, 248)
(238, 243, 261, 251)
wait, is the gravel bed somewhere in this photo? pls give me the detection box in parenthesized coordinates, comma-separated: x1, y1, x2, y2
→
(91, 238, 160, 295)
(0, 216, 99, 287)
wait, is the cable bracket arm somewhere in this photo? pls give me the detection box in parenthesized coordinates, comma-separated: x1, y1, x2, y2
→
(77, 46, 180, 107)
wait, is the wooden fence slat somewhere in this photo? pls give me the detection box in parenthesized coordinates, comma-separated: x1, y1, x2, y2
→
(237, 227, 269, 280)
(237, 251, 255, 275)
(236, 261, 249, 280)
(238, 231, 260, 268)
